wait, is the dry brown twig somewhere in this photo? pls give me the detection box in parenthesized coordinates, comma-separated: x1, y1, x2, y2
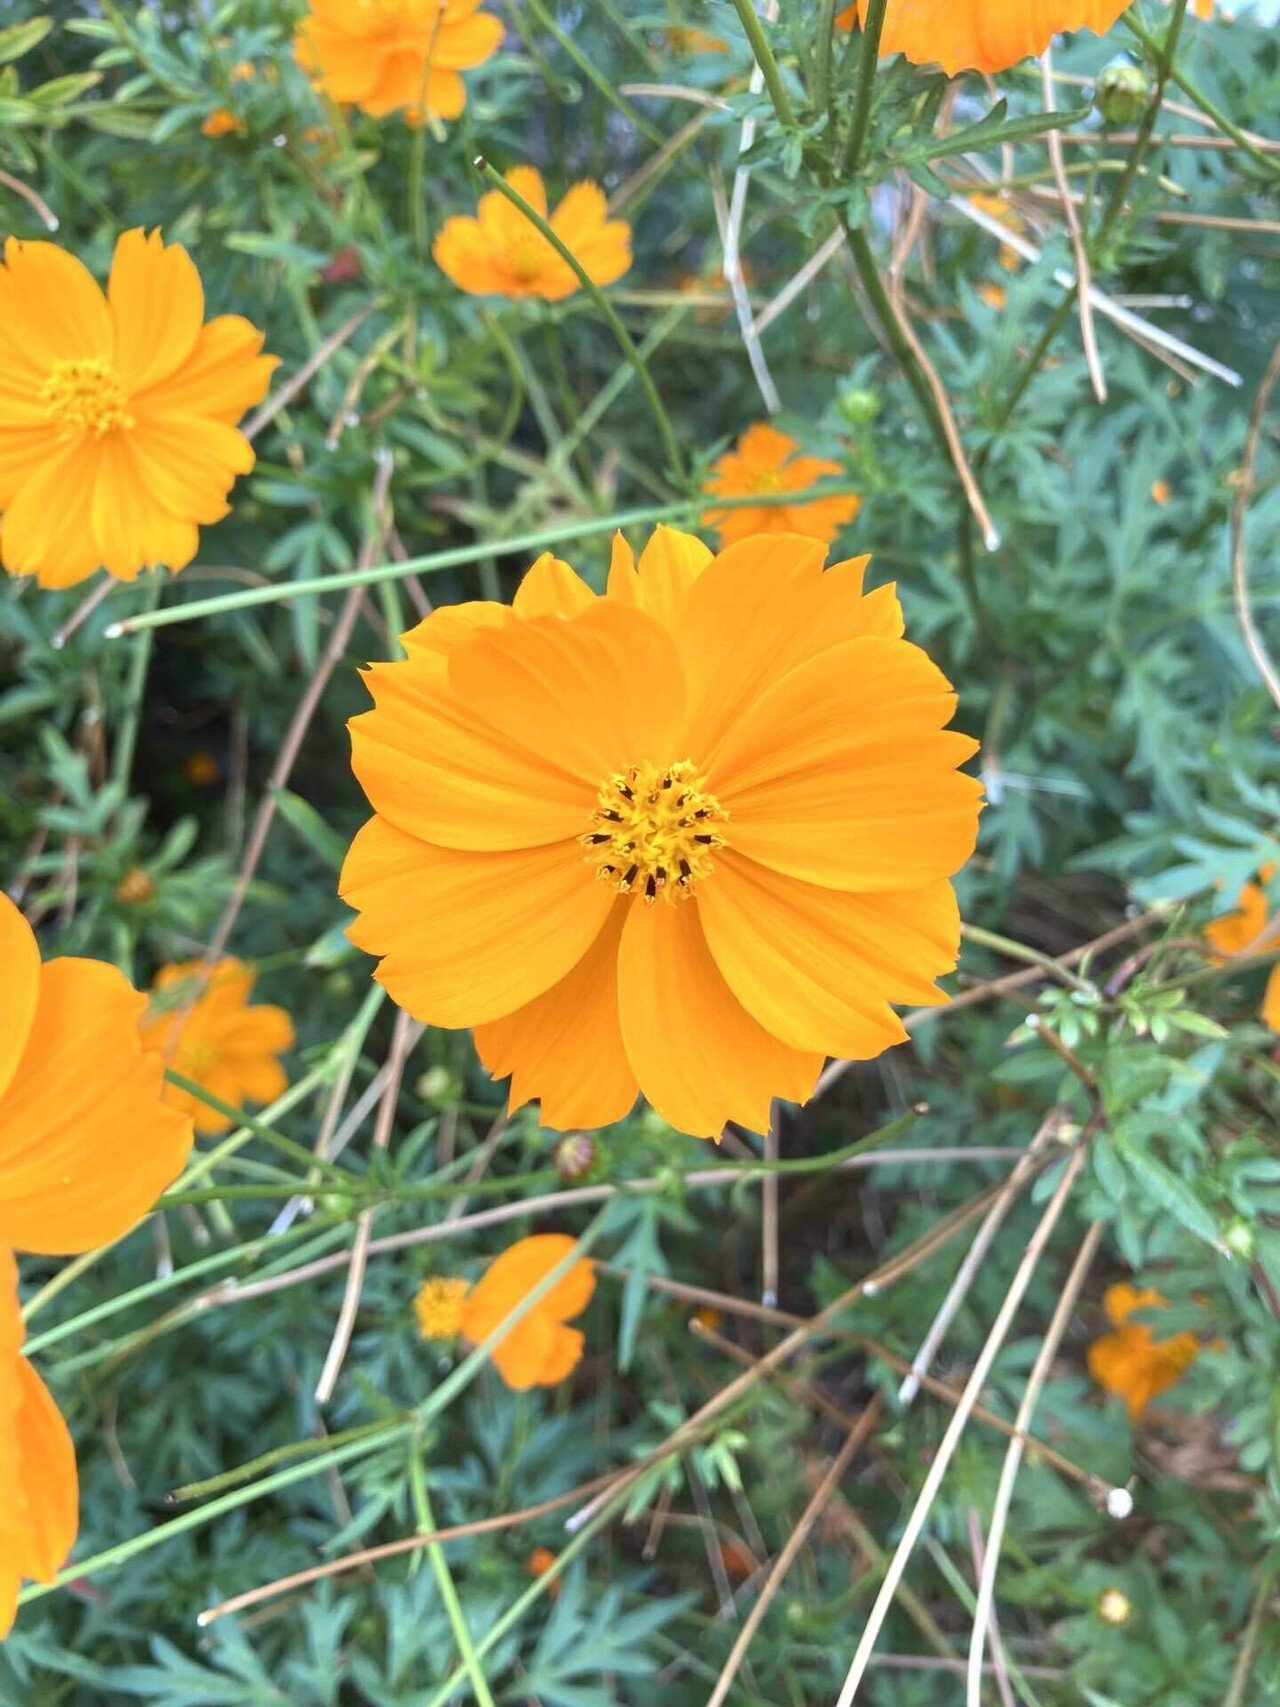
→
(1041, 46, 1106, 403)
(1230, 336, 1280, 711)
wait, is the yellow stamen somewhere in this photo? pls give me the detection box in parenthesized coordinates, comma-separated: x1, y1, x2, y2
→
(415, 1275, 470, 1341)
(582, 758, 727, 903)
(40, 358, 133, 438)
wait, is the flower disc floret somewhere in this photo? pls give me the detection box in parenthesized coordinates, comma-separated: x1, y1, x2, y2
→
(584, 759, 727, 903)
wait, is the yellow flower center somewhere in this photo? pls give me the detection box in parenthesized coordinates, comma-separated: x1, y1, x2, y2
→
(415, 1275, 470, 1341)
(582, 758, 727, 903)
(182, 1037, 220, 1076)
(748, 467, 788, 496)
(40, 358, 134, 438)
(505, 232, 551, 283)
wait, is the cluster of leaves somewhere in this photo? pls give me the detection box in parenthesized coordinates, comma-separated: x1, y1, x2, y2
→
(2, 1, 1279, 1703)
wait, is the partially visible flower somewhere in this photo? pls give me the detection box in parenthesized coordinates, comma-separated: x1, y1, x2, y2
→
(691, 1305, 724, 1333)
(0, 1250, 77, 1640)
(1150, 477, 1172, 507)
(663, 25, 728, 54)
(340, 528, 981, 1139)
(0, 894, 191, 1255)
(836, 0, 1128, 75)
(1096, 1587, 1133, 1626)
(202, 108, 244, 138)
(433, 167, 631, 302)
(976, 281, 1008, 312)
(294, 0, 502, 124)
(415, 1275, 470, 1341)
(139, 959, 294, 1136)
(526, 1543, 562, 1596)
(230, 59, 256, 82)
(0, 229, 275, 589)
(702, 424, 859, 548)
(458, 1234, 595, 1390)
(1086, 1283, 1201, 1421)
(1204, 865, 1279, 1031)
(184, 749, 222, 788)
(968, 191, 1024, 270)
(116, 868, 156, 906)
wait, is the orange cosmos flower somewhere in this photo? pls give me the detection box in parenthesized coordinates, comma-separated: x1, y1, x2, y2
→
(201, 108, 244, 138)
(1086, 1283, 1202, 1422)
(702, 424, 860, 549)
(294, 0, 502, 124)
(0, 895, 191, 1256)
(414, 1274, 471, 1341)
(433, 166, 631, 302)
(836, 0, 1128, 75)
(139, 959, 294, 1136)
(0, 229, 274, 590)
(340, 527, 981, 1138)
(1204, 865, 1279, 1032)
(458, 1234, 595, 1390)
(0, 1251, 77, 1640)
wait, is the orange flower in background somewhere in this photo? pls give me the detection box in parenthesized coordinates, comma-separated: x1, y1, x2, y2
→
(837, 0, 1128, 75)
(1204, 865, 1279, 1031)
(433, 167, 631, 302)
(139, 959, 294, 1136)
(702, 424, 859, 549)
(1086, 1283, 1202, 1422)
(458, 1235, 595, 1390)
(294, 0, 502, 123)
(0, 895, 191, 1256)
(414, 1275, 471, 1341)
(0, 229, 275, 589)
(0, 1251, 77, 1639)
(201, 108, 244, 138)
(340, 527, 981, 1138)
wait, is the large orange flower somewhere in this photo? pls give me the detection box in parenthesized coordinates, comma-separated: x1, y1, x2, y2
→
(340, 527, 982, 1138)
(1204, 865, 1279, 1032)
(433, 167, 631, 302)
(0, 229, 275, 590)
(0, 1251, 77, 1640)
(1086, 1283, 1201, 1422)
(701, 424, 860, 548)
(458, 1235, 595, 1390)
(139, 959, 294, 1137)
(294, 0, 502, 123)
(836, 0, 1128, 74)
(0, 895, 192, 1256)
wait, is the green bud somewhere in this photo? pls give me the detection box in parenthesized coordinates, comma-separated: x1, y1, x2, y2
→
(837, 385, 880, 427)
(1095, 64, 1151, 127)
(416, 1065, 457, 1104)
(1223, 1218, 1256, 1261)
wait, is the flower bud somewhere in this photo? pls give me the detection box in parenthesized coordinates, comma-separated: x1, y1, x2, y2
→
(115, 868, 155, 906)
(1223, 1218, 1256, 1261)
(416, 1065, 456, 1104)
(1097, 1587, 1133, 1626)
(552, 1131, 597, 1181)
(837, 385, 880, 426)
(1095, 65, 1151, 127)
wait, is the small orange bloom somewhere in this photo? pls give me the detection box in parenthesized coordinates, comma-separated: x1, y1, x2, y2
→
(294, 0, 502, 124)
(0, 895, 191, 1256)
(139, 960, 294, 1136)
(968, 191, 1024, 271)
(702, 424, 859, 548)
(0, 229, 275, 589)
(1086, 1283, 1201, 1422)
(201, 108, 244, 138)
(340, 528, 980, 1138)
(1205, 866, 1279, 1032)
(433, 167, 631, 302)
(414, 1275, 470, 1340)
(458, 1234, 595, 1390)
(0, 1251, 78, 1640)
(837, 0, 1128, 74)
(1150, 478, 1172, 507)
(976, 281, 1007, 312)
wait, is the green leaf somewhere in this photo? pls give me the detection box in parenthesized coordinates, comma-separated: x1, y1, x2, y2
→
(0, 17, 53, 64)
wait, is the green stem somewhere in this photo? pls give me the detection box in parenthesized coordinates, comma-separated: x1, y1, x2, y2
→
(163, 1071, 351, 1184)
(1124, 12, 1280, 184)
(107, 483, 863, 631)
(840, 0, 887, 181)
(727, 0, 796, 130)
(1223, 1566, 1277, 1707)
(810, 0, 839, 119)
(842, 220, 950, 459)
(110, 577, 160, 795)
(474, 158, 685, 481)
(960, 923, 1093, 993)
(410, 1454, 498, 1707)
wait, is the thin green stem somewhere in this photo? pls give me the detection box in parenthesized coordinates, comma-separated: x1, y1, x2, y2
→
(842, 221, 950, 460)
(474, 158, 685, 481)
(1223, 1566, 1277, 1707)
(840, 0, 887, 181)
(1124, 12, 1280, 184)
(727, 0, 797, 130)
(110, 577, 160, 795)
(162, 1071, 351, 1185)
(810, 0, 839, 119)
(410, 1453, 498, 1707)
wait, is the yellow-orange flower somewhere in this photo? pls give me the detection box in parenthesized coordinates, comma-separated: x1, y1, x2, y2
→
(139, 959, 294, 1136)
(433, 167, 631, 302)
(1086, 1283, 1201, 1422)
(458, 1234, 595, 1390)
(294, 0, 502, 124)
(340, 527, 982, 1138)
(0, 1251, 77, 1639)
(0, 895, 192, 1256)
(0, 229, 274, 590)
(201, 108, 244, 138)
(1204, 865, 1279, 1031)
(837, 0, 1128, 75)
(1150, 477, 1172, 507)
(415, 1275, 471, 1340)
(702, 424, 860, 549)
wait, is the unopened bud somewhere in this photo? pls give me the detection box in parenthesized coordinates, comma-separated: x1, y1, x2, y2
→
(415, 1065, 456, 1104)
(1095, 64, 1151, 127)
(552, 1131, 597, 1181)
(837, 385, 880, 426)
(116, 868, 155, 905)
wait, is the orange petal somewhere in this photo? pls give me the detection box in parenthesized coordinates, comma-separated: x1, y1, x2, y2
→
(447, 600, 686, 790)
(459, 1233, 595, 1390)
(867, 0, 1129, 74)
(474, 900, 636, 1129)
(0, 438, 106, 588)
(0, 895, 40, 1103)
(606, 525, 712, 634)
(709, 635, 982, 892)
(340, 815, 612, 1027)
(0, 959, 192, 1255)
(0, 238, 112, 375)
(135, 314, 276, 425)
(511, 551, 597, 619)
(107, 228, 204, 392)
(1262, 962, 1280, 1033)
(699, 854, 961, 1058)
(617, 901, 823, 1139)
